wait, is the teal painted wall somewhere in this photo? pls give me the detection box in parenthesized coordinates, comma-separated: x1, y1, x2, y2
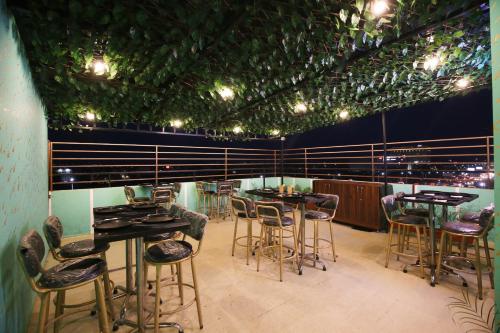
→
(0, 2, 49, 332)
(489, 0, 500, 328)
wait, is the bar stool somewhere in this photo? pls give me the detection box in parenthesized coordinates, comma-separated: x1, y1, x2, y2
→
(381, 195, 429, 278)
(255, 201, 299, 282)
(124, 185, 150, 204)
(395, 192, 430, 252)
(436, 206, 494, 300)
(18, 230, 111, 333)
(152, 188, 174, 209)
(231, 196, 259, 265)
(214, 181, 233, 220)
(304, 194, 339, 271)
(231, 180, 242, 195)
(43, 216, 115, 319)
(144, 209, 208, 331)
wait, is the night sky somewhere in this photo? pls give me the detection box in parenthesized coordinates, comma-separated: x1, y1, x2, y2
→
(50, 88, 492, 149)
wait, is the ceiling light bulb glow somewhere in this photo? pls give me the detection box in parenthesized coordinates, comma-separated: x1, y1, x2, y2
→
(371, 0, 389, 16)
(271, 129, 280, 136)
(170, 119, 183, 128)
(339, 110, 349, 119)
(294, 102, 308, 114)
(456, 78, 470, 89)
(233, 126, 243, 134)
(92, 60, 109, 75)
(423, 55, 440, 71)
(85, 112, 95, 121)
(218, 86, 235, 101)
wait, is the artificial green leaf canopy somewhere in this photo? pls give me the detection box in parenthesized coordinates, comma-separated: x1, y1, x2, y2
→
(9, 0, 491, 135)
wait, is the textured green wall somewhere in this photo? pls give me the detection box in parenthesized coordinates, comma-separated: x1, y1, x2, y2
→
(489, 0, 500, 329)
(0, 2, 49, 332)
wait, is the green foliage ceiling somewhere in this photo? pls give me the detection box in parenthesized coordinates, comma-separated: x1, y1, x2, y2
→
(9, 0, 491, 135)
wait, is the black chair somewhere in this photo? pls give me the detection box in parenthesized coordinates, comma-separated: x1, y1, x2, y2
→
(124, 185, 150, 204)
(18, 230, 111, 333)
(437, 206, 494, 299)
(144, 208, 208, 331)
(381, 194, 429, 278)
(43, 216, 115, 319)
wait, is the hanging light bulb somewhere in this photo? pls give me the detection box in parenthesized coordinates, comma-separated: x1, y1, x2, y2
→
(271, 129, 280, 136)
(423, 54, 440, 71)
(294, 102, 308, 114)
(218, 86, 235, 101)
(456, 78, 470, 89)
(371, 0, 389, 17)
(339, 110, 349, 119)
(85, 112, 95, 121)
(170, 119, 183, 128)
(92, 59, 109, 75)
(233, 126, 243, 134)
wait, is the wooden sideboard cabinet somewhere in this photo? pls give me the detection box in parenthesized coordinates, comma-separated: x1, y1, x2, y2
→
(313, 179, 386, 230)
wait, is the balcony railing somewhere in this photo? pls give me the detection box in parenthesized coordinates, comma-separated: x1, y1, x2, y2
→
(49, 136, 493, 191)
(284, 136, 493, 188)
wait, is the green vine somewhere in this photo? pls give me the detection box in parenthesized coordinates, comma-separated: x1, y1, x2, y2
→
(9, 0, 491, 135)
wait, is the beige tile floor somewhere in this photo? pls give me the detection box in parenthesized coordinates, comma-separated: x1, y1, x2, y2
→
(28, 217, 494, 333)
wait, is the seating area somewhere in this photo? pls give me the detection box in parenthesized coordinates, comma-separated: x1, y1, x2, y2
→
(1, 1, 499, 333)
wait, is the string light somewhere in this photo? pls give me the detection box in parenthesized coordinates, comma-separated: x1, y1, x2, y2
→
(218, 86, 235, 101)
(456, 78, 470, 89)
(92, 59, 109, 75)
(271, 129, 280, 136)
(339, 110, 349, 119)
(233, 126, 243, 134)
(170, 119, 183, 128)
(294, 102, 308, 114)
(85, 112, 95, 121)
(371, 0, 389, 17)
(423, 54, 441, 71)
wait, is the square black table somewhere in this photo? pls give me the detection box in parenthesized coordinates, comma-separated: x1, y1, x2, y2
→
(396, 190, 478, 286)
(93, 204, 190, 332)
(245, 189, 331, 274)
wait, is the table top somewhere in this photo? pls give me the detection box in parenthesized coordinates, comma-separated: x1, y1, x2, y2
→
(245, 188, 331, 204)
(93, 204, 190, 244)
(396, 190, 478, 207)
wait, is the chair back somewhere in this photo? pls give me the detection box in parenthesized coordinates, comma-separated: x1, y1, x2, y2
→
(170, 203, 187, 218)
(153, 188, 173, 203)
(124, 186, 135, 202)
(232, 180, 242, 190)
(217, 181, 233, 194)
(255, 201, 284, 227)
(381, 194, 400, 221)
(478, 205, 495, 229)
(231, 196, 254, 218)
(181, 210, 209, 241)
(319, 194, 339, 210)
(43, 216, 63, 250)
(18, 230, 45, 278)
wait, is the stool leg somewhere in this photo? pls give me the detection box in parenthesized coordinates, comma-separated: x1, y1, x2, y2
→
(101, 253, 115, 320)
(54, 290, 66, 333)
(279, 227, 283, 282)
(292, 223, 299, 269)
(257, 224, 265, 272)
(191, 257, 204, 329)
(415, 226, 425, 279)
(177, 262, 184, 305)
(94, 279, 110, 333)
(385, 223, 394, 268)
(436, 231, 446, 283)
(328, 221, 336, 262)
(396, 224, 401, 261)
(154, 265, 161, 333)
(231, 216, 239, 257)
(313, 221, 318, 268)
(483, 234, 494, 289)
(247, 220, 252, 265)
(37, 292, 50, 333)
(474, 238, 483, 300)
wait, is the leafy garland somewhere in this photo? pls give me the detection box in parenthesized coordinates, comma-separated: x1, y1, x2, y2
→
(9, 0, 491, 135)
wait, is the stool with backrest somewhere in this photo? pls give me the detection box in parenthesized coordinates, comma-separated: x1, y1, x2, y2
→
(144, 208, 208, 332)
(19, 230, 111, 333)
(152, 188, 174, 209)
(255, 201, 299, 282)
(124, 185, 151, 204)
(214, 181, 233, 220)
(43, 216, 115, 320)
(436, 205, 494, 300)
(304, 194, 339, 270)
(381, 194, 429, 278)
(231, 195, 259, 265)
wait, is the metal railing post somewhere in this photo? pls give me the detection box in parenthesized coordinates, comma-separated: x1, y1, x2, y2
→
(304, 148, 308, 178)
(48, 141, 53, 192)
(274, 150, 277, 177)
(486, 136, 491, 184)
(155, 145, 158, 186)
(224, 148, 228, 180)
(371, 144, 375, 182)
